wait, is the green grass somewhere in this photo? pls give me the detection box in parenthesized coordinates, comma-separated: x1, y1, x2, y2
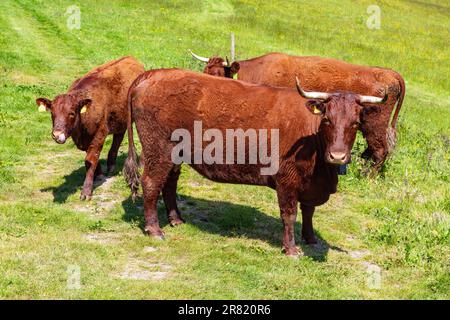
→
(0, 0, 449, 299)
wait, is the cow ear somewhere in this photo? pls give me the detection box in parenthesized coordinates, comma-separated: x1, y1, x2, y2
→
(77, 98, 92, 114)
(305, 100, 325, 115)
(230, 61, 240, 76)
(36, 98, 52, 112)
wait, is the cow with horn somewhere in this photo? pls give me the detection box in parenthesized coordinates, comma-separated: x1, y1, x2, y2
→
(190, 50, 405, 172)
(123, 68, 387, 256)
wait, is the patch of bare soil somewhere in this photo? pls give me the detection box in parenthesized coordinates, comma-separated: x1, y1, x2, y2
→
(142, 246, 158, 253)
(113, 257, 171, 281)
(349, 249, 371, 259)
(86, 175, 121, 216)
(84, 232, 121, 245)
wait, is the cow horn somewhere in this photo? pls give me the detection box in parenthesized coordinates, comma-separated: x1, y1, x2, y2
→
(189, 50, 210, 63)
(295, 76, 331, 100)
(357, 91, 388, 104)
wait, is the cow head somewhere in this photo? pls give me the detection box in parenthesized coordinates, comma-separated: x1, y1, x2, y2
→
(36, 92, 92, 144)
(295, 77, 387, 165)
(190, 50, 240, 78)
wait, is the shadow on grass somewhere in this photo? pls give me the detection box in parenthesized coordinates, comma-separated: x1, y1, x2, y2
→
(41, 154, 127, 203)
(121, 193, 347, 262)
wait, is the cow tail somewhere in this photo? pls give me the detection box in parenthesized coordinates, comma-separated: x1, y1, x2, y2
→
(123, 75, 144, 202)
(386, 71, 406, 153)
(390, 72, 406, 130)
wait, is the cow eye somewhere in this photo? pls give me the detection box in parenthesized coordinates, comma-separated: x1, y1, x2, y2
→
(69, 112, 76, 118)
(352, 122, 360, 128)
(323, 118, 331, 126)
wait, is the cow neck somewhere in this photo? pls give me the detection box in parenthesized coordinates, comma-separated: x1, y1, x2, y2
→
(69, 90, 90, 150)
(70, 117, 87, 150)
(316, 128, 338, 182)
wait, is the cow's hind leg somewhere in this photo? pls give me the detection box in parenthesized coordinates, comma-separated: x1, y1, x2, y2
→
(300, 203, 317, 244)
(361, 95, 397, 172)
(140, 152, 174, 239)
(107, 132, 125, 175)
(361, 123, 389, 172)
(162, 165, 184, 226)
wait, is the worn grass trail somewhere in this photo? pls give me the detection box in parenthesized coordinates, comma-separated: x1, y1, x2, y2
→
(0, 0, 449, 299)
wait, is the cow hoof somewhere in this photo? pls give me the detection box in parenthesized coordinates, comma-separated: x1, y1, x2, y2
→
(145, 228, 165, 240)
(287, 253, 300, 259)
(80, 193, 92, 201)
(169, 217, 185, 227)
(369, 165, 382, 176)
(284, 247, 301, 258)
(107, 165, 115, 175)
(151, 234, 165, 241)
(302, 235, 317, 245)
(94, 174, 106, 182)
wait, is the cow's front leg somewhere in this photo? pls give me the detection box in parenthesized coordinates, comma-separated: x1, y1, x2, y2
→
(94, 161, 104, 180)
(107, 132, 125, 175)
(277, 187, 299, 257)
(300, 203, 317, 244)
(80, 129, 107, 201)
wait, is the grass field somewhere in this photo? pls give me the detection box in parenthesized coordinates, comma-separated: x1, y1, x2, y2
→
(0, 0, 449, 299)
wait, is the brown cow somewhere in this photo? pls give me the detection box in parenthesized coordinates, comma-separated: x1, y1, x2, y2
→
(123, 69, 386, 256)
(190, 51, 405, 171)
(36, 56, 145, 200)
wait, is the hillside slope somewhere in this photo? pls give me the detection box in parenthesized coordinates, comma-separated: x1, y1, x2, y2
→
(0, 0, 448, 299)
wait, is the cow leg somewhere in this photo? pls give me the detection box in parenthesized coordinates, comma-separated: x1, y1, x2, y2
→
(361, 147, 373, 160)
(361, 124, 389, 172)
(162, 165, 184, 227)
(107, 132, 125, 175)
(139, 153, 145, 168)
(141, 162, 174, 239)
(277, 188, 299, 256)
(300, 203, 317, 244)
(94, 162, 104, 180)
(360, 116, 388, 169)
(372, 147, 388, 172)
(80, 129, 107, 201)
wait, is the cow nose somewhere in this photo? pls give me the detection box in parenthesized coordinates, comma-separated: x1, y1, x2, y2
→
(52, 130, 66, 144)
(330, 152, 347, 162)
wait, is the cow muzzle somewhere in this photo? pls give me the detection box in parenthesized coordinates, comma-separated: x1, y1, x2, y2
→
(52, 130, 67, 144)
(327, 151, 349, 165)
